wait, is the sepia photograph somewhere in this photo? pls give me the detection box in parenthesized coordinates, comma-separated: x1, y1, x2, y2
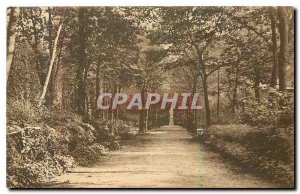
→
(6, 6, 294, 189)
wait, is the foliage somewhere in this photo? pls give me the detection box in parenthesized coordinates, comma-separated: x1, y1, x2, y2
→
(7, 6, 294, 188)
(90, 119, 137, 141)
(71, 144, 109, 166)
(67, 123, 96, 151)
(7, 125, 76, 188)
(7, 99, 41, 125)
(206, 92, 294, 187)
(112, 120, 137, 139)
(7, 100, 136, 187)
(241, 93, 294, 128)
(205, 124, 294, 187)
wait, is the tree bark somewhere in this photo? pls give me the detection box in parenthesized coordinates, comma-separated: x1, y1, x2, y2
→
(51, 46, 64, 108)
(232, 62, 240, 113)
(38, 22, 63, 107)
(95, 62, 101, 118)
(111, 84, 118, 121)
(269, 7, 279, 88)
(277, 7, 288, 91)
(7, 7, 20, 81)
(76, 8, 88, 115)
(145, 108, 149, 130)
(31, 9, 47, 88)
(48, 7, 53, 105)
(202, 75, 211, 127)
(139, 87, 146, 133)
(217, 69, 220, 118)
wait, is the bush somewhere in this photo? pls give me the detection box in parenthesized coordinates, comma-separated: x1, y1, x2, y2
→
(205, 124, 254, 143)
(113, 120, 137, 139)
(241, 94, 294, 128)
(205, 124, 294, 187)
(90, 120, 114, 142)
(40, 108, 83, 127)
(67, 123, 96, 151)
(71, 144, 109, 166)
(7, 99, 137, 187)
(91, 119, 136, 141)
(7, 99, 41, 125)
(7, 125, 76, 188)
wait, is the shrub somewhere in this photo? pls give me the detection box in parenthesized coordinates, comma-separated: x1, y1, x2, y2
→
(205, 124, 254, 143)
(90, 119, 136, 141)
(6, 99, 41, 125)
(40, 108, 82, 127)
(113, 120, 136, 139)
(6, 101, 137, 187)
(7, 125, 76, 188)
(89, 120, 114, 142)
(241, 94, 294, 128)
(71, 144, 109, 166)
(67, 123, 96, 151)
(206, 124, 294, 187)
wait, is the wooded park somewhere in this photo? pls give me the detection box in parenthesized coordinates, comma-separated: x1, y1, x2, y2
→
(7, 7, 294, 188)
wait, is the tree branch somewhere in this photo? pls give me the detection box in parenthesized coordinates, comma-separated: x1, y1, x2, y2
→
(206, 61, 231, 77)
(229, 14, 272, 49)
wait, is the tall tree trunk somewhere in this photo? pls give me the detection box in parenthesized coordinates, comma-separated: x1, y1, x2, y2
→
(232, 62, 240, 113)
(254, 65, 261, 100)
(115, 85, 122, 120)
(184, 110, 188, 128)
(192, 82, 197, 128)
(195, 46, 211, 127)
(277, 7, 288, 92)
(217, 69, 220, 118)
(6, 7, 20, 81)
(95, 62, 100, 118)
(31, 8, 47, 88)
(76, 8, 87, 115)
(102, 82, 107, 120)
(51, 46, 64, 108)
(111, 84, 118, 121)
(202, 75, 211, 127)
(139, 109, 145, 133)
(145, 108, 149, 130)
(48, 7, 54, 105)
(52, 66, 64, 108)
(51, 32, 65, 108)
(269, 7, 279, 88)
(51, 32, 64, 109)
(139, 87, 146, 133)
(84, 63, 90, 116)
(38, 23, 63, 107)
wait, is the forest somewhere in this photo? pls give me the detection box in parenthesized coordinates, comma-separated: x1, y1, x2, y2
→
(7, 7, 294, 188)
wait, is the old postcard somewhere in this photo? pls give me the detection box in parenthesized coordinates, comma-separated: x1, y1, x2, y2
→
(6, 6, 294, 188)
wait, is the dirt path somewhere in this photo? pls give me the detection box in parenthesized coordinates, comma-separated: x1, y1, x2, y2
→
(47, 126, 276, 188)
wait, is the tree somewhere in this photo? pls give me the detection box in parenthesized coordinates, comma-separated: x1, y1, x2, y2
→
(7, 7, 20, 80)
(157, 7, 230, 126)
(37, 21, 63, 107)
(74, 7, 90, 116)
(7, 6, 294, 130)
(88, 7, 139, 120)
(171, 61, 200, 128)
(269, 7, 279, 88)
(226, 7, 280, 90)
(277, 7, 289, 92)
(134, 37, 167, 132)
(18, 8, 49, 87)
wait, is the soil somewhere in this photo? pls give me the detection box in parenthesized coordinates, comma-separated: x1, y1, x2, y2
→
(45, 125, 276, 188)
